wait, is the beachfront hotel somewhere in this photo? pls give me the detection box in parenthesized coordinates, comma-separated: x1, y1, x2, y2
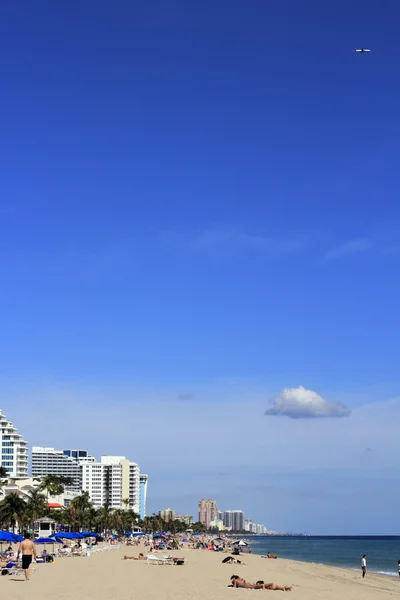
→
(198, 499, 218, 528)
(82, 456, 141, 512)
(0, 408, 29, 478)
(32, 447, 96, 492)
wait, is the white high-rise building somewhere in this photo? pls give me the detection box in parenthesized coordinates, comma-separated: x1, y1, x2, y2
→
(82, 456, 141, 512)
(0, 409, 29, 478)
(244, 518, 253, 532)
(31, 447, 96, 492)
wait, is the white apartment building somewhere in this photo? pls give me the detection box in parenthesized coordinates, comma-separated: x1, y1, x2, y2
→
(82, 456, 141, 512)
(244, 518, 253, 532)
(31, 447, 96, 492)
(0, 409, 29, 478)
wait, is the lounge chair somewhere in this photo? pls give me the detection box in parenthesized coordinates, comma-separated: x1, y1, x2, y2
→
(145, 554, 186, 566)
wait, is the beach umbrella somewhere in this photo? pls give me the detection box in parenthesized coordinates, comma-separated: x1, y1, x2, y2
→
(80, 532, 100, 538)
(0, 531, 19, 542)
(35, 537, 55, 544)
(51, 532, 72, 539)
(133, 532, 146, 537)
(52, 532, 84, 540)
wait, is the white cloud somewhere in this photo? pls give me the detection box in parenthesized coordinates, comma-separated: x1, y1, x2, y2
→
(265, 386, 351, 419)
(325, 238, 371, 260)
(192, 229, 306, 256)
(162, 228, 307, 258)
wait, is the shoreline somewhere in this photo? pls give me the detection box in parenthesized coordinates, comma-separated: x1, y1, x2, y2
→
(248, 550, 399, 579)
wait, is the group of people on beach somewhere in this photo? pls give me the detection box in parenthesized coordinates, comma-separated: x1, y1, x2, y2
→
(0, 532, 37, 581)
(230, 575, 291, 591)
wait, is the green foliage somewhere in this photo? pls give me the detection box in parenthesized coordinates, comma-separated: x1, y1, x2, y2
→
(0, 493, 27, 530)
(39, 475, 72, 498)
(0, 486, 198, 537)
(0, 466, 9, 479)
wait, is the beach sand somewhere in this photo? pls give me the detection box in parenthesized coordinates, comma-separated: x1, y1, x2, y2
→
(3, 544, 399, 600)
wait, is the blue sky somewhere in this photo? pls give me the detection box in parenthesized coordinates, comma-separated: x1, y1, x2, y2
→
(1, 0, 400, 534)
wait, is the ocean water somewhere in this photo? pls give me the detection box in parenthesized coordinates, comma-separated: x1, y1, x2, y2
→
(244, 536, 400, 577)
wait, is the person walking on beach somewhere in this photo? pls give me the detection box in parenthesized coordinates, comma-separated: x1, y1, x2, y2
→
(18, 532, 36, 581)
(398, 559, 400, 577)
(361, 554, 367, 578)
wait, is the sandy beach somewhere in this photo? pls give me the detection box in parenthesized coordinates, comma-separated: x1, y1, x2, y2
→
(2, 543, 399, 600)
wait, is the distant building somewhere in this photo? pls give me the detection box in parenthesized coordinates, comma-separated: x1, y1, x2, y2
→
(223, 510, 232, 528)
(32, 447, 96, 492)
(82, 456, 140, 512)
(0, 409, 29, 478)
(244, 518, 253, 532)
(198, 499, 218, 528)
(139, 474, 148, 519)
(175, 514, 193, 526)
(231, 510, 245, 531)
(159, 508, 176, 522)
(256, 524, 267, 535)
(209, 518, 225, 531)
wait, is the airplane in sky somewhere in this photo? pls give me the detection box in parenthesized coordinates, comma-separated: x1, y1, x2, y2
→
(354, 48, 371, 53)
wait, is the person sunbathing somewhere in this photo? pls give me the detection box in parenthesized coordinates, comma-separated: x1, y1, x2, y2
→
(222, 556, 246, 565)
(230, 575, 291, 591)
(123, 553, 145, 560)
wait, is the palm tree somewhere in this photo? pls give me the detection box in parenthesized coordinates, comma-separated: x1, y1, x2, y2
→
(25, 489, 47, 531)
(0, 493, 27, 532)
(39, 475, 65, 500)
(86, 506, 98, 531)
(96, 503, 112, 534)
(68, 492, 93, 530)
(191, 521, 207, 532)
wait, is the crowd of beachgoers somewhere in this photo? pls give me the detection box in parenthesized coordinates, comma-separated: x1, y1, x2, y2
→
(0, 530, 288, 589)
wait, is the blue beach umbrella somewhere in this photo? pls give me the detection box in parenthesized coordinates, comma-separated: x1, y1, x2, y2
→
(80, 532, 100, 538)
(51, 532, 72, 539)
(35, 537, 55, 544)
(133, 532, 146, 537)
(0, 531, 19, 542)
(52, 532, 84, 540)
